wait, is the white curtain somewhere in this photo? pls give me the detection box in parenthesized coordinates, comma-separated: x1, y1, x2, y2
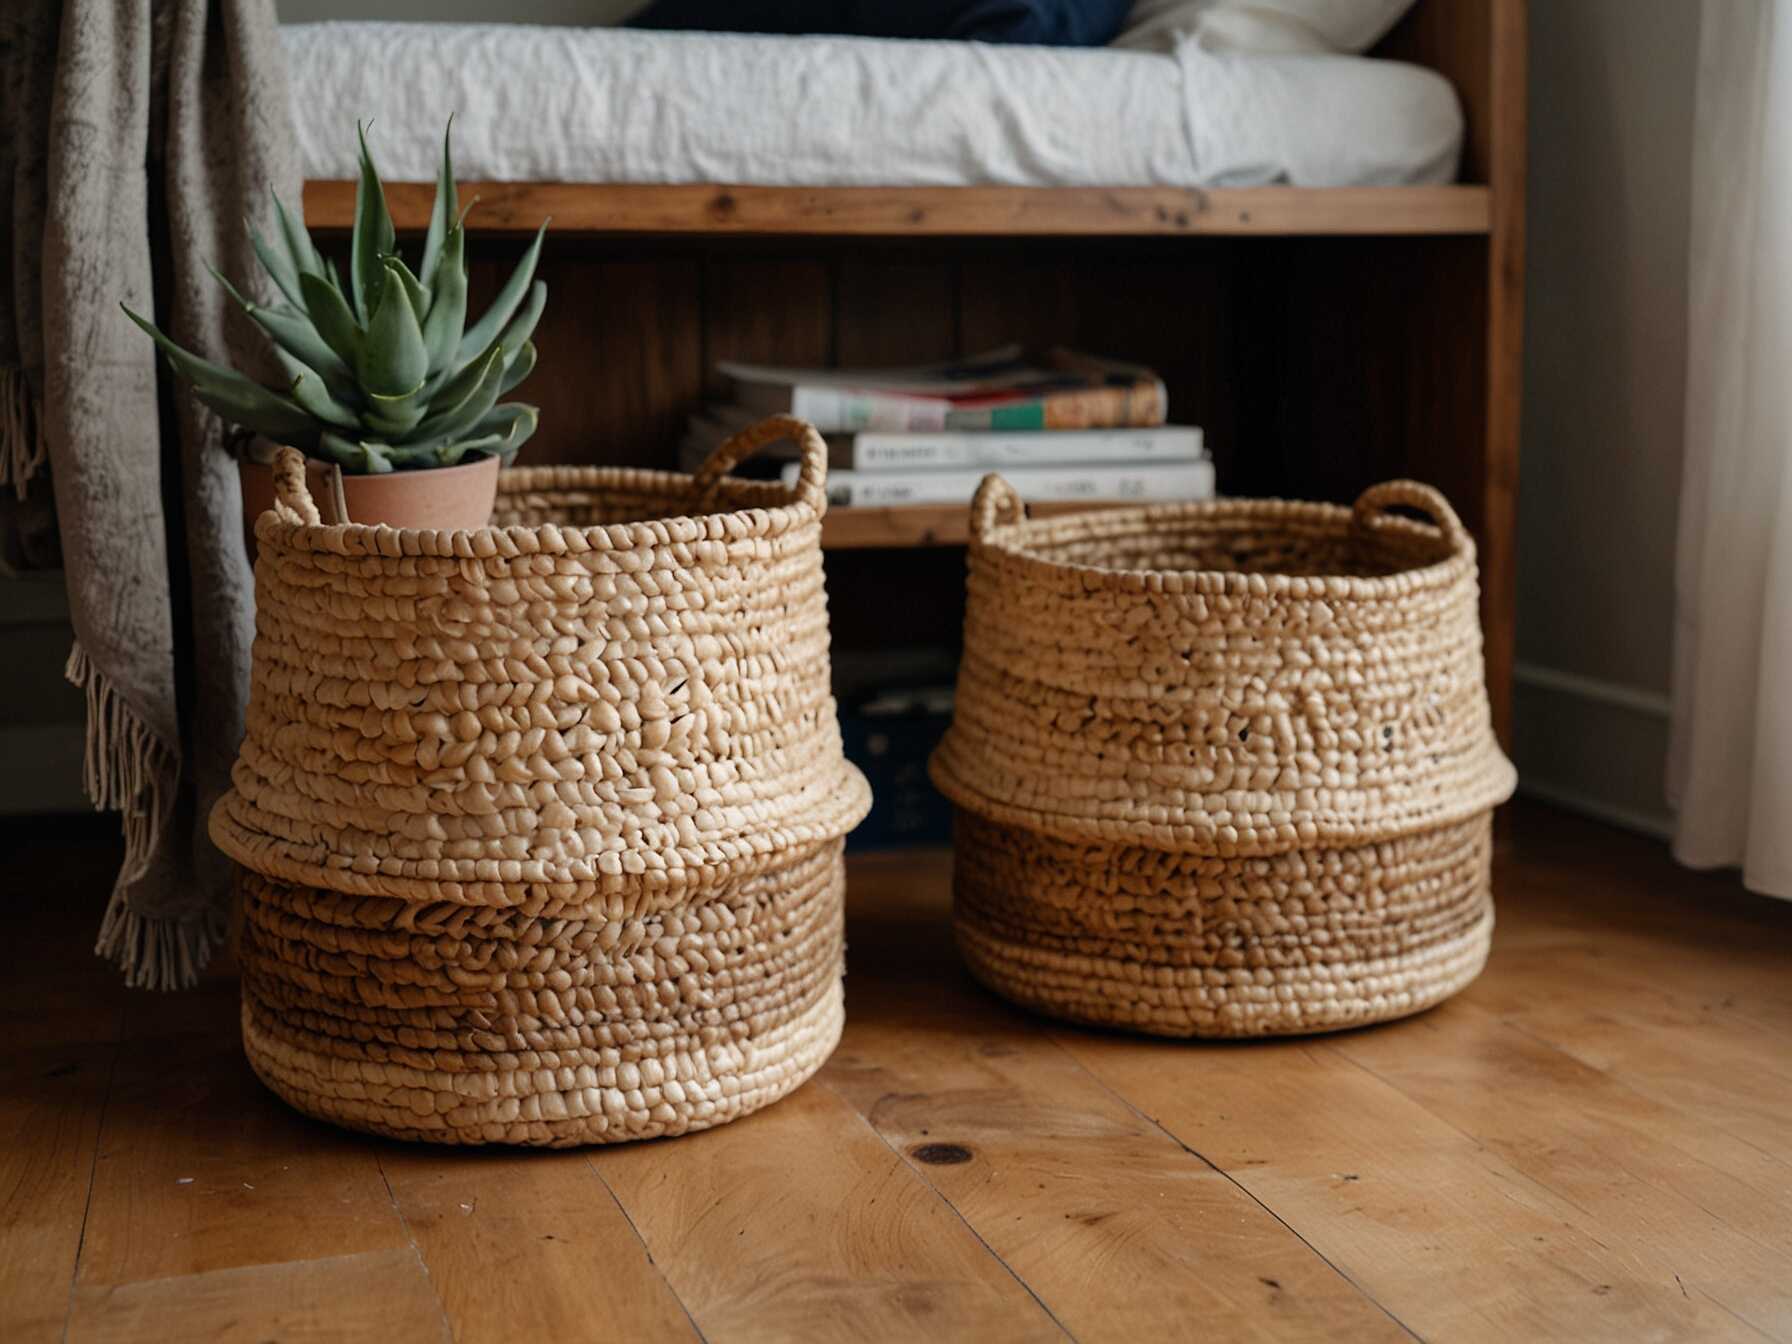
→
(1668, 0, 1792, 898)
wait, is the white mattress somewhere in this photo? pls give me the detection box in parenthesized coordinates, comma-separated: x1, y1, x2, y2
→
(283, 23, 1461, 190)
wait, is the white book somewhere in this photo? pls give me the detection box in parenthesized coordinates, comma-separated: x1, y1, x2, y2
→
(782, 459, 1217, 508)
(848, 426, 1204, 472)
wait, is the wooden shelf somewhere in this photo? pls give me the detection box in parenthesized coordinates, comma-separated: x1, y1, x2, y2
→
(304, 181, 1493, 239)
(819, 500, 1132, 549)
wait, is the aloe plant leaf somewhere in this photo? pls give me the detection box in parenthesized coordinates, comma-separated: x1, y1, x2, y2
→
(272, 191, 324, 281)
(319, 430, 395, 474)
(351, 122, 396, 323)
(469, 402, 538, 464)
(420, 117, 458, 291)
(420, 222, 467, 376)
(424, 338, 501, 417)
(274, 349, 361, 431)
(122, 304, 318, 442)
(299, 271, 362, 369)
(209, 265, 358, 401)
(189, 384, 320, 448)
(499, 339, 536, 396)
(248, 222, 305, 310)
(356, 270, 429, 399)
(455, 222, 547, 368)
(495, 280, 546, 361)
(428, 432, 509, 468)
(362, 392, 430, 437)
(382, 254, 431, 324)
(413, 344, 505, 445)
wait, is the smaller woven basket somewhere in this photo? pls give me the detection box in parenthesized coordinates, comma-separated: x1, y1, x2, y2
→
(213, 416, 870, 1144)
(930, 475, 1517, 1038)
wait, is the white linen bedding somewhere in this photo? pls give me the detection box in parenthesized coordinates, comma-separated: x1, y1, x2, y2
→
(283, 22, 1461, 190)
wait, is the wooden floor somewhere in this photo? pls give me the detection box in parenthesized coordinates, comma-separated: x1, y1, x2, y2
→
(5, 801, 1791, 1343)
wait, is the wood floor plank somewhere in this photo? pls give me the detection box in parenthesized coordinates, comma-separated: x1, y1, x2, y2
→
(1331, 1004, 1792, 1336)
(594, 1079, 1064, 1343)
(1465, 941, 1792, 1164)
(375, 1147, 698, 1342)
(0, 1043, 115, 1343)
(824, 855, 1410, 1342)
(1058, 1027, 1766, 1343)
(12, 803, 1792, 1343)
(65, 1249, 449, 1344)
(74, 985, 416, 1287)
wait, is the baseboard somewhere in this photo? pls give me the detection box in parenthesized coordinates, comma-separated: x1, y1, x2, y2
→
(1513, 776, 1675, 841)
(1512, 660, 1675, 840)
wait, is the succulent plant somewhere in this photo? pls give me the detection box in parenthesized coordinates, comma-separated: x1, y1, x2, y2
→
(124, 121, 545, 473)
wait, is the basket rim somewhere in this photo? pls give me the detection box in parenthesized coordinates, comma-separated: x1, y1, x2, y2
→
(252, 463, 820, 561)
(970, 493, 1478, 599)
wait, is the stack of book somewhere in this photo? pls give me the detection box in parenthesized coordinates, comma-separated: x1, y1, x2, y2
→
(679, 346, 1214, 508)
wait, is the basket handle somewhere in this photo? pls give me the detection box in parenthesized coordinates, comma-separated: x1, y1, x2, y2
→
(969, 473, 1026, 541)
(1352, 479, 1468, 550)
(690, 414, 829, 516)
(271, 446, 322, 526)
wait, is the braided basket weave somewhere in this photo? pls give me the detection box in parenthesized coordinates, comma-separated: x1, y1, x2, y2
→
(211, 417, 870, 1144)
(930, 476, 1516, 1038)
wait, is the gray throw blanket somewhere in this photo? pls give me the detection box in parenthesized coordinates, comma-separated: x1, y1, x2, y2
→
(2, 1, 298, 987)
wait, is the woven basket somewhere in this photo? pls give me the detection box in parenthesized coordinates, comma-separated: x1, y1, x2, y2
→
(929, 476, 1516, 1038)
(211, 417, 870, 1144)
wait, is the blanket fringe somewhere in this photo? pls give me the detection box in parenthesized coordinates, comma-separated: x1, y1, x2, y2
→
(95, 901, 224, 993)
(65, 640, 204, 989)
(0, 368, 46, 500)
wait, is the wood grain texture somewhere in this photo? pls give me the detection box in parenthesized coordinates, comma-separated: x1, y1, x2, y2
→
(700, 255, 835, 395)
(833, 253, 960, 367)
(73, 987, 414, 1287)
(823, 863, 1411, 1342)
(494, 247, 704, 472)
(66, 1250, 449, 1344)
(6, 803, 1792, 1343)
(304, 182, 1495, 239)
(1480, 0, 1528, 749)
(0, 1044, 114, 1344)
(376, 1148, 698, 1343)
(591, 1080, 1064, 1342)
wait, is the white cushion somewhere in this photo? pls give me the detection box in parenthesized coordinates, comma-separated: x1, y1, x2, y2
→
(1115, 0, 1417, 54)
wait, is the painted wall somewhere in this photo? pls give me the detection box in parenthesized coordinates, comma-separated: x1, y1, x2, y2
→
(1511, 0, 1700, 836)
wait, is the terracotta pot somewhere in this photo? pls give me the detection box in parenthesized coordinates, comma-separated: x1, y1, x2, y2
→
(239, 452, 501, 558)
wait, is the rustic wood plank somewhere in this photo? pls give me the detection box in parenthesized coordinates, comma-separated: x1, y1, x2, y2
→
(0, 1043, 115, 1344)
(593, 1080, 1065, 1342)
(823, 851, 1411, 1342)
(1056, 1026, 1763, 1342)
(305, 182, 1496, 239)
(700, 255, 835, 395)
(956, 253, 1078, 355)
(1330, 1003, 1792, 1335)
(833, 254, 959, 367)
(487, 248, 703, 472)
(74, 986, 415, 1287)
(1474, 946, 1792, 1157)
(375, 1148, 698, 1342)
(1478, 0, 1526, 749)
(66, 1249, 449, 1344)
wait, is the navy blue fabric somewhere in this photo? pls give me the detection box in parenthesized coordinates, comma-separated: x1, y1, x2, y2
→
(627, 1, 1133, 47)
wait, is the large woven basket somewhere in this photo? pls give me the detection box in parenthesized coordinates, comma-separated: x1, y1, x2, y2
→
(930, 475, 1517, 1038)
(212, 417, 870, 1144)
